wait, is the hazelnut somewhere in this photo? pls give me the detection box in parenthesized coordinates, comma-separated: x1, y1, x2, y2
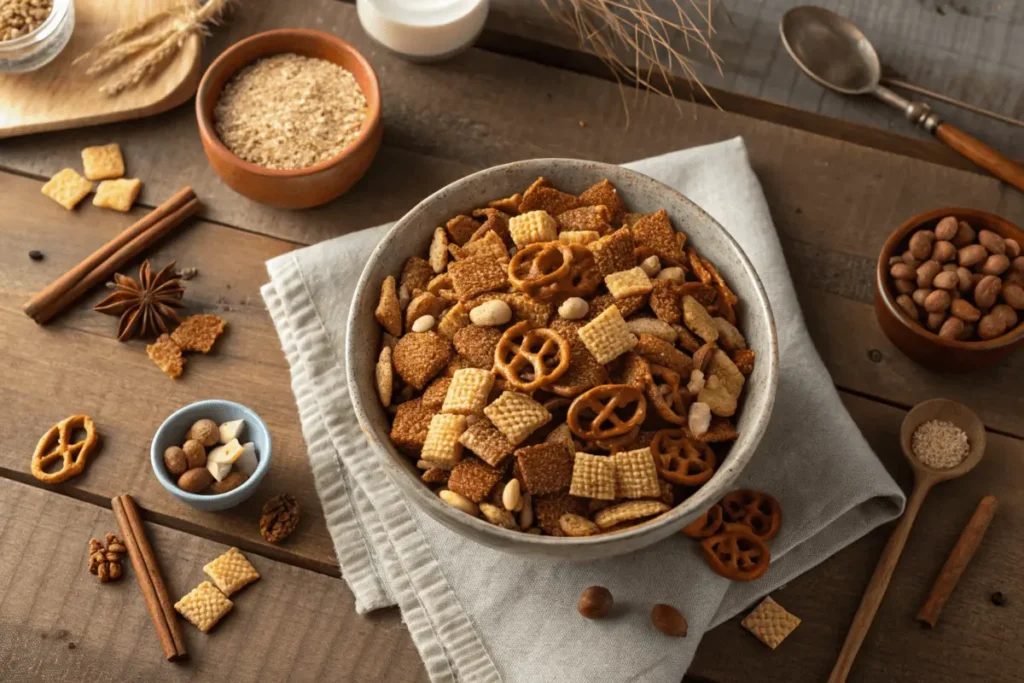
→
(651, 603, 688, 637)
(934, 216, 958, 241)
(578, 586, 613, 619)
(187, 419, 219, 447)
(182, 439, 207, 468)
(163, 446, 187, 476)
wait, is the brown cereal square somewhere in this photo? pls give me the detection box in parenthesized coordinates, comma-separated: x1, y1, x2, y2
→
(448, 255, 508, 301)
(577, 179, 626, 225)
(672, 323, 702, 353)
(549, 319, 607, 394)
(469, 211, 511, 242)
(533, 493, 588, 535)
(41, 168, 93, 210)
(702, 258, 738, 306)
(488, 193, 522, 215)
(392, 332, 453, 390)
(687, 247, 713, 285)
(453, 325, 502, 369)
(375, 275, 403, 336)
(635, 334, 693, 376)
(569, 452, 616, 500)
(405, 292, 445, 329)
(742, 597, 801, 650)
(556, 205, 612, 234)
(81, 143, 125, 181)
(587, 292, 646, 320)
(588, 227, 636, 277)
(618, 352, 651, 389)
(516, 442, 574, 495)
(696, 417, 739, 443)
(732, 348, 756, 376)
(447, 458, 502, 502)
(458, 230, 508, 263)
(171, 314, 227, 353)
(632, 209, 685, 265)
(437, 302, 470, 339)
(446, 215, 480, 246)
(401, 256, 435, 294)
(146, 334, 184, 378)
(519, 181, 580, 216)
(459, 419, 515, 467)
(391, 398, 438, 453)
(649, 280, 682, 323)
(93, 178, 142, 212)
(421, 377, 452, 409)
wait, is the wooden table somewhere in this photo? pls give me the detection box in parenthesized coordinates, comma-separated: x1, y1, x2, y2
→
(1, 2, 1022, 681)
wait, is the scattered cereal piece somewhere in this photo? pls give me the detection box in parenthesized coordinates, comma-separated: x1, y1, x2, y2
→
(741, 597, 801, 649)
(376, 346, 393, 406)
(559, 513, 600, 537)
(594, 500, 669, 529)
(569, 452, 616, 500)
(392, 332, 452, 390)
(391, 398, 438, 453)
(578, 585, 614, 619)
(605, 267, 653, 299)
(714, 317, 747, 351)
(556, 205, 611, 233)
(203, 547, 260, 597)
(509, 210, 558, 248)
(633, 209, 685, 265)
(41, 168, 93, 210)
(170, 314, 226, 353)
(437, 302, 471, 339)
(588, 292, 646, 320)
(534, 493, 588, 535)
(519, 181, 580, 216)
(682, 295, 719, 344)
(635, 334, 693, 376)
(483, 391, 551, 445)
(515, 443, 574, 495)
(612, 448, 661, 499)
(146, 334, 185, 378)
(459, 419, 515, 468)
(708, 349, 745, 396)
(627, 318, 677, 344)
(422, 467, 449, 484)
(453, 325, 502, 369)
(93, 178, 142, 212)
(732, 348, 756, 376)
(421, 413, 468, 469)
(401, 256, 435, 294)
(488, 193, 522, 215)
(174, 581, 233, 633)
(442, 368, 495, 415)
(577, 304, 637, 364)
(577, 179, 626, 226)
(446, 214, 479, 245)
(588, 227, 635, 277)
(480, 502, 518, 528)
(375, 275, 403, 336)
(429, 227, 449, 273)
(559, 230, 602, 245)
(640, 254, 662, 277)
(448, 458, 502, 502)
(459, 230, 508, 263)
(81, 143, 125, 181)
(448, 255, 509, 301)
(649, 280, 682, 323)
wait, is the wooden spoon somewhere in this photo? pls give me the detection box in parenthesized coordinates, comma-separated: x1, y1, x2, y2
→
(828, 399, 986, 683)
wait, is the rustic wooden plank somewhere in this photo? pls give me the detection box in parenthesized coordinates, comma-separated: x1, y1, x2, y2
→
(693, 391, 1024, 683)
(0, 478, 429, 683)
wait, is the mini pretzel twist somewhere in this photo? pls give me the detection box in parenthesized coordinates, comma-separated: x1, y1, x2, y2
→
(681, 503, 724, 539)
(700, 525, 771, 581)
(651, 428, 716, 486)
(720, 489, 782, 541)
(508, 242, 575, 301)
(646, 364, 692, 425)
(31, 414, 99, 484)
(567, 384, 647, 441)
(494, 320, 571, 392)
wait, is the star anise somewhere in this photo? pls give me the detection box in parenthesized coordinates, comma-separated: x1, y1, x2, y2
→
(94, 260, 185, 341)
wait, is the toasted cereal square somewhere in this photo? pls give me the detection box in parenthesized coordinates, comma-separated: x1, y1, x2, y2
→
(732, 348, 756, 375)
(41, 168, 93, 210)
(742, 597, 801, 649)
(516, 443, 574, 495)
(448, 255, 508, 301)
(632, 209, 685, 265)
(489, 193, 522, 215)
(429, 227, 449, 273)
(421, 377, 451, 409)
(405, 291, 445, 329)
(559, 230, 601, 245)
(587, 292, 646, 321)
(605, 267, 653, 299)
(544, 422, 576, 451)
(453, 325, 502, 369)
(569, 452, 616, 500)
(612, 448, 661, 499)
(682, 295, 719, 344)
(698, 417, 739, 443)
(459, 419, 515, 467)
(649, 280, 682, 323)
(81, 143, 125, 181)
(588, 227, 636, 277)
(442, 368, 494, 415)
(556, 205, 611, 233)
(708, 349, 745, 396)
(391, 398, 438, 453)
(548, 318, 607, 394)
(392, 332, 453, 390)
(635, 334, 693, 376)
(146, 334, 184, 378)
(376, 346, 393, 406)
(508, 210, 558, 248)
(401, 256, 435, 294)
(483, 391, 551, 445)
(421, 413, 467, 468)
(714, 317, 747, 351)
(470, 210, 511, 242)
(93, 178, 142, 212)
(375, 275, 403, 336)
(577, 305, 637, 364)
(203, 547, 260, 597)
(171, 314, 226, 353)
(687, 247, 713, 285)
(518, 182, 580, 216)
(446, 215, 479, 246)
(437, 303, 471, 340)
(174, 581, 233, 633)
(594, 500, 669, 529)
(459, 230, 508, 264)
(533, 493, 588, 535)
(447, 458, 502, 502)
(577, 179, 626, 225)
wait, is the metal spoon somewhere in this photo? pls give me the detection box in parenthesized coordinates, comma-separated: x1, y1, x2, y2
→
(828, 399, 987, 683)
(780, 6, 1024, 193)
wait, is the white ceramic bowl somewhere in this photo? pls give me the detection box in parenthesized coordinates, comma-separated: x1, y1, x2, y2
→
(346, 159, 778, 559)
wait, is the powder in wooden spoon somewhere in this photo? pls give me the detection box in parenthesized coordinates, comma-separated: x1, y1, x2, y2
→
(911, 420, 969, 469)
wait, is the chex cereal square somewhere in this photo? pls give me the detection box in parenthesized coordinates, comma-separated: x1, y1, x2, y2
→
(483, 391, 551, 445)
(742, 597, 801, 650)
(93, 178, 142, 212)
(203, 547, 260, 597)
(594, 500, 669, 529)
(460, 230, 509, 263)
(81, 143, 125, 181)
(437, 302, 470, 339)
(605, 267, 653, 299)
(442, 368, 494, 415)
(587, 227, 635, 277)
(41, 168, 93, 210)
(577, 304, 637, 364)
(421, 413, 467, 468)
(555, 205, 611, 233)
(632, 209, 685, 265)
(447, 458, 502, 503)
(174, 581, 233, 633)
(516, 443, 574, 495)
(577, 179, 626, 225)
(569, 452, 616, 500)
(612, 448, 661, 499)
(508, 210, 558, 247)
(459, 419, 515, 467)
(448, 255, 508, 301)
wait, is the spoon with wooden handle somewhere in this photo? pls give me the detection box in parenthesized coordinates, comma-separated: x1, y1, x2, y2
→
(780, 6, 1024, 193)
(827, 399, 986, 683)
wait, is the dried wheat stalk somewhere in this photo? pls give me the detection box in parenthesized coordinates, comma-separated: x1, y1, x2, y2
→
(541, 0, 722, 120)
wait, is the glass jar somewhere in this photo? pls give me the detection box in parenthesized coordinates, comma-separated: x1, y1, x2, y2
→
(0, 0, 75, 74)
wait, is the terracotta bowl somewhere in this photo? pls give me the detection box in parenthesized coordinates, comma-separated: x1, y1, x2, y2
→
(874, 207, 1024, 372)
(345, 159, 779, 560)
(196, 29, 382, 209)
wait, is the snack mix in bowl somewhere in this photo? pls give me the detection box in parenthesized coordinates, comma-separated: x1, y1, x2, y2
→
(373, 176, 757, 540)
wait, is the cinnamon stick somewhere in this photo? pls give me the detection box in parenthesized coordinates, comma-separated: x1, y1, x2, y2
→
(23, 187, 198, 324)
(916, 495, 998, 628)
(112, 494, 187, 661)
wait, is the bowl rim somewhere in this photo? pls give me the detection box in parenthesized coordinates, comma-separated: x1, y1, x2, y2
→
(876, 206, 1024, 350)
(345, 158, 779, 549)
(150, 399, 273, 503)
(195, 28, 382, 179)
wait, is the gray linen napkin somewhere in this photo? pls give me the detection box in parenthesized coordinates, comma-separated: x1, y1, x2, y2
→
(261, 138, 906, 683)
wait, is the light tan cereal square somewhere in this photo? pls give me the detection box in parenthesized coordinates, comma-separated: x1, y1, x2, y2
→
(447, 458, 502, 502)
(588, 227, 636, 277)
(516, 443, 574, 495)
(577, 305, 637, 364)
(458, 419, 515, 467)
(146, 334, 184, 378)
(632, 209, 685, 265)
(203, 547, 260, 597)
(376, 346, 393, 406)
(605, 267, 653, 299)
(559, 230, 601, 245)
(626, 318, 677, 344)
(375, 275, 403, 336)
(41, 168, 93, 210)
(611, 448, 661, 499)
(569, 452, 616, 500)
(171, 314, 226, 353)
(556, 205, 611, 233)
(508, 210, 558, 248)
(483, 391, 551, 445)
(437, 302, 470, 339)
(742, 597, 801, 650)
(421, 413, 467, 468)
(577, 179, 626, 225)
(81, 143, 125, 181)
(442, 368, 494, 415)
(593, 500, 669, 530)
(391, 398, 438, 453)
(174, 581, 233, 633)
(448, 255, 508, 301)
(93, 178, 142, 212)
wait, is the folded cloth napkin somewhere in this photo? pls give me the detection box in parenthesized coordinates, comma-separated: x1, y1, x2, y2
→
(261, 138, 906, 683)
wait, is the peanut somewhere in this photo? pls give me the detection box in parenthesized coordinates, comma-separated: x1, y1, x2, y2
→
(934, 216, 958, 241)
(894, 279, 915, 295)
(924, 289, 951, 313)
(912, 288, 931, 307)
(938, 316, 964, 340)
(502, 479, 521, 512)
(656, 266, 685, 282)
(931, 240, 956, 263)
(558, 296, 589, 320)
(956, 267, 973, 293)
(952, 220, 976, 248)
(978, 314, 1007, 340)
(932, 270, 959, 291)
(1002, 283, 1024, 310)
(916, 260, 942, 288)
(991, 304, 1019, 330)
(974, 275, 1002, 310)
(439, 489, 478, 516)
(411, 314, 436, 332)
(942, 263, 958, 272)
(981, 254, 1010, 276)
(1005, 239, 1021, 259)
(978, 229, 1006, 255)
(958, 244, 988, 268)
(908, 230, 936, 261)
(889, 263, 916, 280)
(896, 294, 918, 319)
(901, 250, 919, 267)
(926, 312, 946, 331)
(639, 255, 661, 277)
(950, 299, 981, 322)
(469, 299, 512, 326)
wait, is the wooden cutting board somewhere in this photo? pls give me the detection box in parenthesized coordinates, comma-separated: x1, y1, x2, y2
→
(0, 0, 202, 139)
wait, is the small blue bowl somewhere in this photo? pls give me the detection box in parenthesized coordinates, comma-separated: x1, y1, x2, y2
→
(151, 400, 272, 512)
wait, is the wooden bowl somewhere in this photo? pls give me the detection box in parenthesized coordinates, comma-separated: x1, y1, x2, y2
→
(874, 207, 1024, 372)
(195, 29, 382, 209)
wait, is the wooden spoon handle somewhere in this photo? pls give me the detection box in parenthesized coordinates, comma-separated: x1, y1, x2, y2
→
(934, 123, 1024, 192)
(828, 480, 932, 683)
